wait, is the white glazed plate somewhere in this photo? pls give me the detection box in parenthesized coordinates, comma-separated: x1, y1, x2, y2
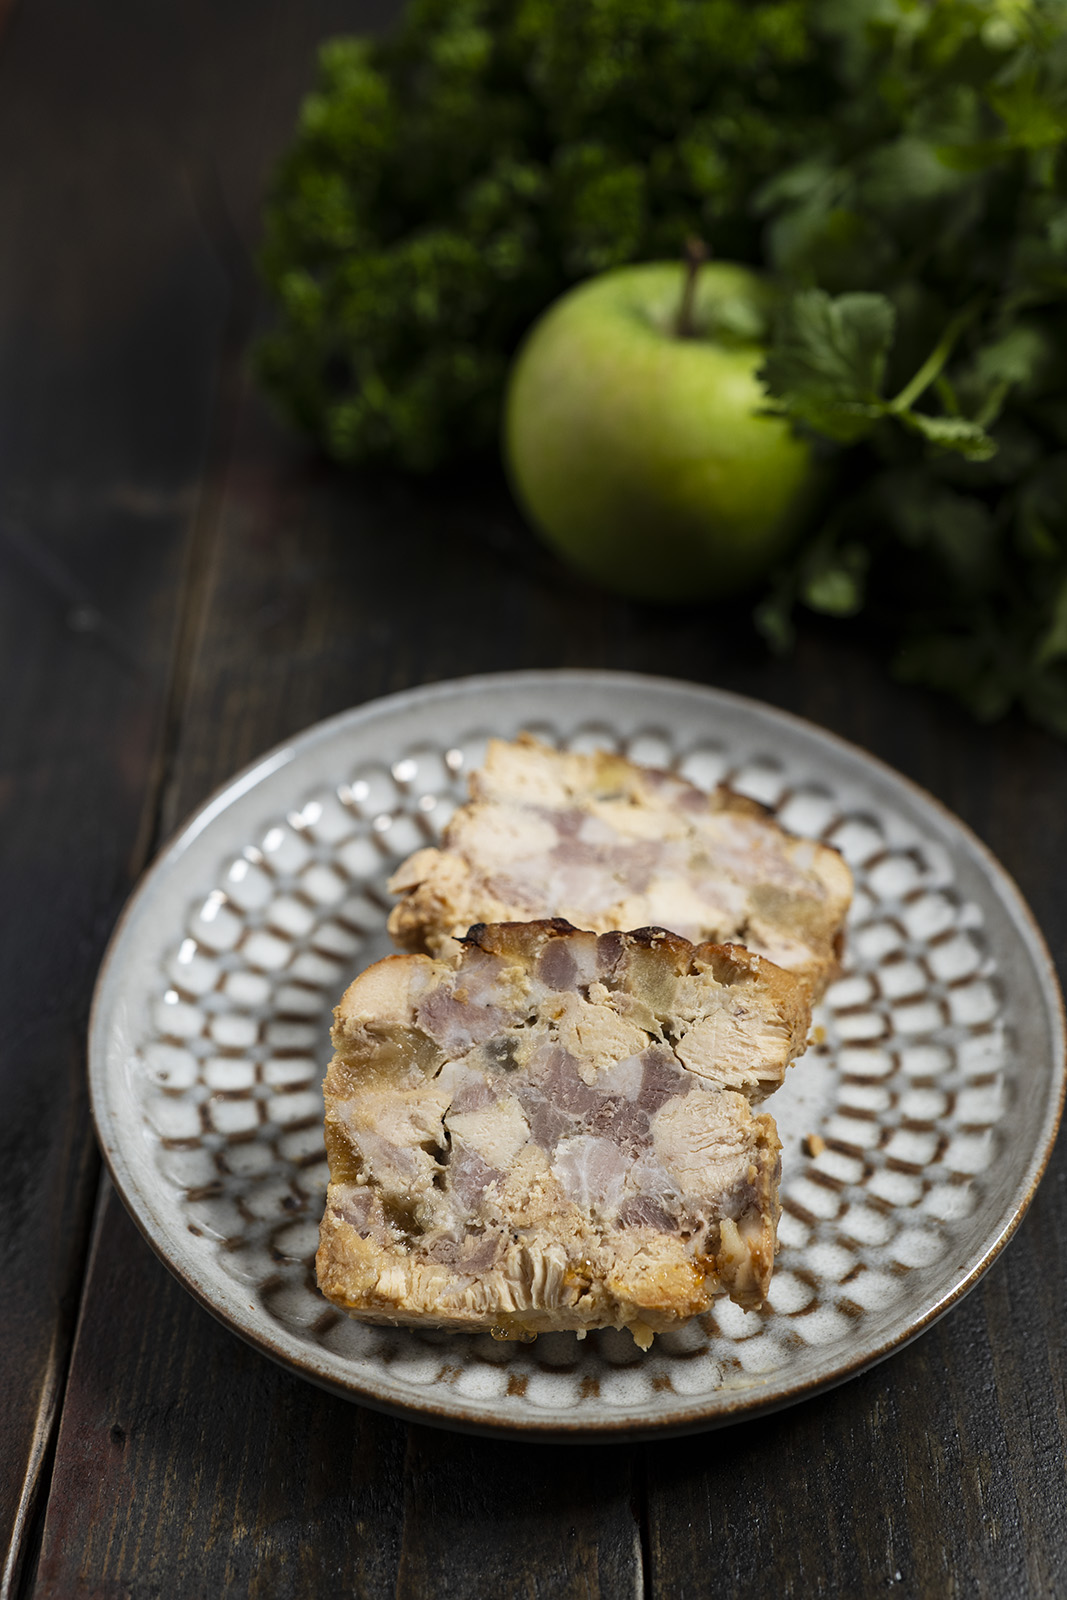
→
(89, 671, 1066, 1439)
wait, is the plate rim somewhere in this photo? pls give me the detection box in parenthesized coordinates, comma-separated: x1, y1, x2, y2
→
(88, 668, 1067, 1439)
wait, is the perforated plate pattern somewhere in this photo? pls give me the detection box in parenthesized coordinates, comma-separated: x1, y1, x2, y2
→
(90, 673, 1065, 1437)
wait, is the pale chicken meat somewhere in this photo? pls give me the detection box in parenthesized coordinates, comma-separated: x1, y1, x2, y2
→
(317, 921, 811, 1347)
(387, 735, 852, 999)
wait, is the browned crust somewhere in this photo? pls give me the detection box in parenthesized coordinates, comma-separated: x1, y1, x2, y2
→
(456, 921, 811, 1066)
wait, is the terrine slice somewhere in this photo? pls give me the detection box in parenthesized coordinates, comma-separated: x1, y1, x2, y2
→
(317, 920, 810, 1347)
(387, 734, 852, 999)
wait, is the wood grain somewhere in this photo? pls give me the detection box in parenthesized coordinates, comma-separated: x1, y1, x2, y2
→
(0, 0, 233, 1584)
(642, 1292, 1051, 1598)
(7, 0, 1067, 1595)
(394, 1427, 641, 1600)
(34, 1189, 409, 1600)
(0, 0, 391, 1592)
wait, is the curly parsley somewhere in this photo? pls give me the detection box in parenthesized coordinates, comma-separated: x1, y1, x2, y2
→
(257, 0, 829, 470)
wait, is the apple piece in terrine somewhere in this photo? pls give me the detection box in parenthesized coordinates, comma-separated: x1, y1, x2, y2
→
(387, 734, 851, 1000)
(316, 920, 810, 1346)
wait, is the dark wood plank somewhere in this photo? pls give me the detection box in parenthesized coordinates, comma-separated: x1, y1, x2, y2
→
(33, 1188, 408, 1600)
(642, 1289, 1055, 1598)
(394, 1427, 640, 1600)
(0, 0, 242, 1585)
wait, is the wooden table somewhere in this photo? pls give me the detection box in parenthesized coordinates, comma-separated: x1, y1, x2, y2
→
(3, 3, 1067, 1595)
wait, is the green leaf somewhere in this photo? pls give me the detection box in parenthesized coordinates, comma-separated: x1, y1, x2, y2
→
(1016, 455, 1067, 559)
(988, 70, 1067, 151)
(900, 411, 999, 460)
(934, 137, 1012, 174)
(858, 136, 968, 214)
(974, 324, 1050, 387)
(751, 156, 836, 214)
(767, 289, 895, 399)
(761, 289, 896, 442)
(800, 542, 869, 616)
(764, 199, 893, 291)
(553, 144, 648, 275)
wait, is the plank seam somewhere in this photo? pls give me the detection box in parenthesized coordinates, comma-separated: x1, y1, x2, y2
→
(636, 1447, 653, 1600)
(6, 1165, 105, 1600)
(11, 162, 260, 1596)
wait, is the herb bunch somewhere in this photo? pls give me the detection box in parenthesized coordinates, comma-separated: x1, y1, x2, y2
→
(757, 0, 1067, 736)
(258, 0, 831, 470)
(259, 0, 1067, 736)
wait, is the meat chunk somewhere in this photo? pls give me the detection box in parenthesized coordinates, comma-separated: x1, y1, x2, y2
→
(387, 735, 852, 999)
(316, 921, 810, 1346)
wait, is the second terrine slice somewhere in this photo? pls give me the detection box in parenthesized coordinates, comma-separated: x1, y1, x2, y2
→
(387, 734, 852, 999)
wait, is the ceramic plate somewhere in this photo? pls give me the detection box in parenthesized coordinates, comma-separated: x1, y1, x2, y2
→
(89, 671, 1066, 1439)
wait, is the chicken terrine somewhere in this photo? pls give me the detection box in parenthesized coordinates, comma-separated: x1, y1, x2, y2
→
(387, 734, 852, 999)
(316, 919, 811, 1347)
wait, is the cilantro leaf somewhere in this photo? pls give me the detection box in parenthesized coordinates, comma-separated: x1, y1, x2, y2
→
(760, 289, 895, 442)
(899, 412, 999, 461)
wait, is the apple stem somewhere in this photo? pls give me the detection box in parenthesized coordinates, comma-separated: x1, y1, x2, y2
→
(676, 237, 709, 339)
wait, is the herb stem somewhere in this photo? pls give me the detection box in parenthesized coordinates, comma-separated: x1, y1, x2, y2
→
(934, 373, 961, 415)
(975, 377, 1011, 431)
(887, 298, 983, 414)
(676, 237, 709, 339)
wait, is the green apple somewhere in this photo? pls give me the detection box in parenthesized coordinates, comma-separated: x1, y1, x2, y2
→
(503, 260, 817, 602)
